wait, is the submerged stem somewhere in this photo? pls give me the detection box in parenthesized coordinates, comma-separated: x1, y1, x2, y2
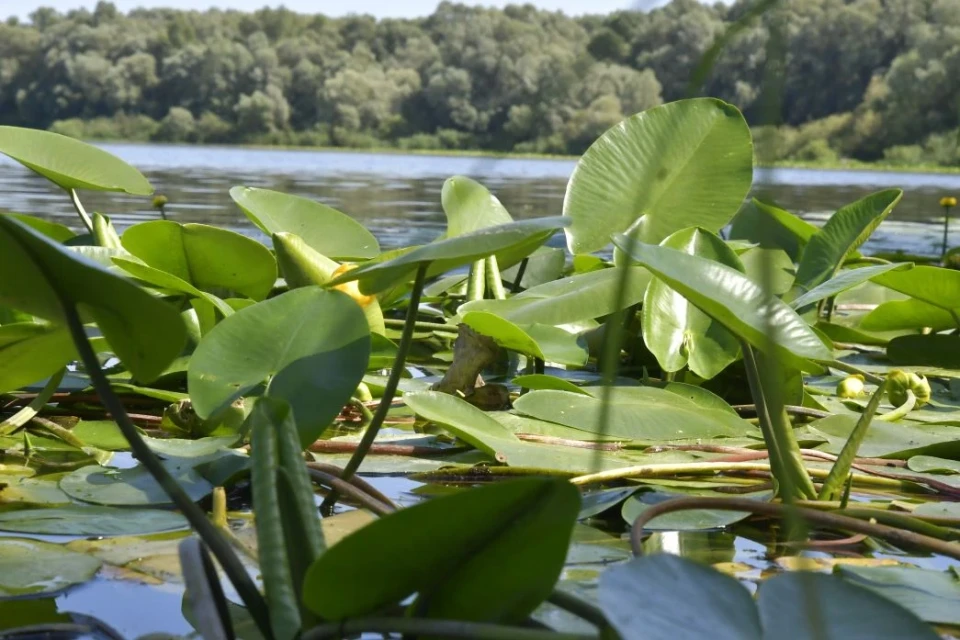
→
(321, 263, 429, 513)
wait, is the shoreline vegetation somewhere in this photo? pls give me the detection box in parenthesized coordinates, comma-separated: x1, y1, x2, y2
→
(2, 0, 957, 171)
(75, 132, 960, 176)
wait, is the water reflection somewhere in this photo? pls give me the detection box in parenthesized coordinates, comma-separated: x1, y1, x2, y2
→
(3, 144, 960, 256)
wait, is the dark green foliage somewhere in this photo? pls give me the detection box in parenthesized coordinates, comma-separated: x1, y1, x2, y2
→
(1, 0, 954, 163)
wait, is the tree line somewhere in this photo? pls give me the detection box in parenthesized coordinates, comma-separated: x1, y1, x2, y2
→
(0, 0, 956, 165)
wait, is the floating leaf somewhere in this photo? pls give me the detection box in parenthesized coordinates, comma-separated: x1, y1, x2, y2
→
(621, 491, 758, 531)
(887, 334, 960, 368)
(642, 228, 742, 379)
(302, 477, 579, 622)
(513, 388, 756, 441)
(121, 221, 277, 301)
(0, 214, 186, 382)
(329, 217, 567, 295)
(462, 311, 587, 366)
(0, 538, 102, 596)
(613, 235, 831, 371)
(0, 506, 188, 535)
(599, 555, 762, 640)
(837, 565, 960, 626)
(800, 415, 960, 459)
(188, 287, 370, 446)
(511, 375, 588, 395)
(0, 126, 152, 194)
(564, 98, 753, 254)
(460, 266, 651, 326)
(793, 189, 902, 293)
(60, 461, 214, 506)
(230, 186, 378, 259)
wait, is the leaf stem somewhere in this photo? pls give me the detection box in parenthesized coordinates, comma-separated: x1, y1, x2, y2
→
(819, 359, 885, 384)
(0, 368, 65, 436)
(509, 258, 529, 293)
(69, 189, 95, 234)
(819, 380, 887, 500)
(61, 303, 273, 639)
(301, 618, 598, 640)
(467, 258, 486, 301)
(321, 263, 429, 513)
(874, 389, 916, 422)
(485, 255, 506, 300)
(547, 589, 611, 632)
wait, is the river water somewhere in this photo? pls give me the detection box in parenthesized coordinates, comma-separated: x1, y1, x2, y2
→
(3, 143, 960, 256)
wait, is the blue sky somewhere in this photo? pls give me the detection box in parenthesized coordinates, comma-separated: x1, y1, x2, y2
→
(6, 0, 661, 19)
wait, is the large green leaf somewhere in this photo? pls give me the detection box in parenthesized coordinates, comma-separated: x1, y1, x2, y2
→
(7, 214, 76, 243)
(459, 266, 651, 326)
(461, 311, 587, 366)
(837, 565, 960, 626)
(642, 228, 742, 379)
(60, 460, 217, 506)
(302, 477, 579, 622)
(873, 265, 960, 310)
(613, 235, 831, 370)
(327, 217, 567, 294)
(800, 414, 960, 458)
(861, 299, 958, 332)
(621, 490, 758, 531)
(229, 186, 379, 260)
(0, 538, 102, 596)
(512, 388, 756, 441)
(441, 175, 512, 237)
(0, 323, 73, 393)
(564, 98, 753, 254)
(887, 334, 960, 368)
(120, 221, 277, 301)
(789, 263, 912, 312)
(0, 506, 187, 535)
(187, 287, 370, 446)
(0, 214, 186, 382)
(599, 555, 762, 640)
(0, 126, 152, 195)
(793, 189, 902, 293)
(739, 247, 796, 296)
(758, 572, 939, 639)
(729, 199, 817, 261)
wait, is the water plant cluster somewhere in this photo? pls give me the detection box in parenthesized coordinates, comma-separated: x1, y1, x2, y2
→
(0, 98, 958, 639)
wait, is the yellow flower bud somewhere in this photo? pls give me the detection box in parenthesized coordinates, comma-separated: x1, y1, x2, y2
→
(887, 369, 931, 408)
(152, 194, 168, 209)
(331, 263, 375, 308)
(941, 196, 957, 208)
(836, 374, 865, 398)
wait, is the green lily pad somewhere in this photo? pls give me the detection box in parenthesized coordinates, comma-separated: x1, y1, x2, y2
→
(907, 455, 960, 474)
(836, 565, 960, 626)
(0, 506, 188, 535)
(801, 414, 960, 459)
(0, 537, 102, 596)
(462, 311, 587, 366)
(60, 461, 214, 506)
(887, 334, 960, 368)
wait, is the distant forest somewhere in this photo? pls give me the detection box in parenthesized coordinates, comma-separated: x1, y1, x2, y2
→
(0, 0, 956, 165)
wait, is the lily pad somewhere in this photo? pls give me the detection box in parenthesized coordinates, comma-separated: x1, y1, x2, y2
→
(0, 537, 102, 596)
(0, 506, 188, 535)
(462, 311, 588, 366)
(801, 414, 960, 459)
(60, 461, 214, 506)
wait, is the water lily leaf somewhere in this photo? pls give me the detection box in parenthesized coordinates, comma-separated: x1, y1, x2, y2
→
(873, 265, 960, 311)
(329, 217, 567, 295)
(613, 235, 831, 371)
(7, 214, 76, 243)
(0, 214, 186, 382)
(513, 388, 756, 441)
(564, 98, 753, 254)
(60, 460, 214, 506)
(814, 321, 897, 347)
(758, 571, 939, 639)
(188, 287, 371, 447)
(790, 263, 912, 313)
(836, 565, 960, 626)
(861, 299, 958, 332)
(599, 554, 762, 640)
(112, 256, 235, 317)
(230, 186, 378, 259)
(71, 420, 130, 451)
(739, 247, 796, 296)
(121, 220, 277, 301)
(643, 228, 742, 379)
(511, 375, 588, 395)
(0, 126, 152, 194)
(729, 199, 817, 260)
(887, 334, 960, 368)
(579, 486, 642, 519)
(0, 537, 102, 596)
(801, 415, 960, 459)
(621, 491, 757, 531)
(302, 477, 579, 622)
(0, 475, 71, 505)
(404, 391, 631, 472)
(441, 175, 513, 237)
(460, 266, 651, 326)
(913, 501, 960, 518)
(907, 455, 960, 474)
(500, 246, 566, 290)
(793, 189, 903, 293)
(0, 322, 74, 393)
(462, 311, 587, 365)
(0, 506, 188, 535)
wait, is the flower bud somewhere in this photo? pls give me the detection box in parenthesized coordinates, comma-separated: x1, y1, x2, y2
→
(836, 374, 865, 398)
(887, 369, 930, 408)
(941, 196, 957, 208)
(331, 263, 375, 308)
(354, 381, 373, 403)
(152, 194, 168, 209)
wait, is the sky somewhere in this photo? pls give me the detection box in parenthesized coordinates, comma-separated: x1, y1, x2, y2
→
(3, 0, 660, 20)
